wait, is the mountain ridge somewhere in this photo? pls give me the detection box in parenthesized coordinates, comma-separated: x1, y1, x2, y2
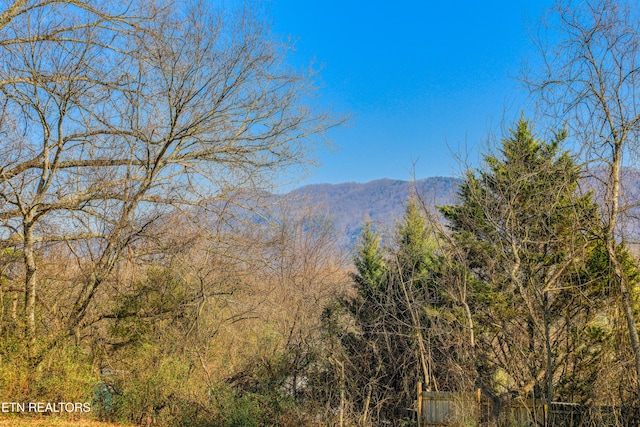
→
(286, 170, 640, 248)
(288, 176, 462, 245)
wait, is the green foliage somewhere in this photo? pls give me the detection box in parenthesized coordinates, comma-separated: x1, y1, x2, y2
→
(396, 198, 437, 276)
(93, 340, 310, 427)
(212, 386, 263, 427)
(333, 197, 444, 424)
(0, 338, 96, 404)
(109, 268, 187, 347)
(208, 381, 301, 427)
(440, 117, 614, 404)
(352, 220, 387, 299)
(103, 347, 195, 425)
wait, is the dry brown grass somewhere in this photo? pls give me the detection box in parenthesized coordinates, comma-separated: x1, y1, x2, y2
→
(0, 417, 134, 427)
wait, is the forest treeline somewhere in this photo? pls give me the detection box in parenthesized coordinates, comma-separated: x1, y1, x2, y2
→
(2, 0, 640, 426)
(334, 118, 640, 426)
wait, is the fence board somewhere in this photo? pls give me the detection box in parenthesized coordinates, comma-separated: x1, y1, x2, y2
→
(416, 384, 627, 426)
(417, 389, 477, 426)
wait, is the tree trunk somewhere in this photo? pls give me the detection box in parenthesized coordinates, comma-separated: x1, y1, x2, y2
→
(607, 142, 640, 397)
(544, 290, 553, 426)
(23, 221, 37, 355)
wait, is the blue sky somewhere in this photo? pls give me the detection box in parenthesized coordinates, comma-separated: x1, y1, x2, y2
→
(267, 0, 556, 185)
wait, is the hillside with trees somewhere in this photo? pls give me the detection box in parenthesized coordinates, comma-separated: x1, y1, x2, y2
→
(3, 0, 640, 427)
(290, 177, 460, 244)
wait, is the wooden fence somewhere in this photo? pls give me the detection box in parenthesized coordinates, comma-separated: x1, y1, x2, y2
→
(416, 384, 478, 426)
(416, 383, 628, 426)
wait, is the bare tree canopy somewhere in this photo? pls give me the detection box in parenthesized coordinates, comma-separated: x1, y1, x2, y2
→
(0, 0, 336, 355)
(527, 0, 640, 398)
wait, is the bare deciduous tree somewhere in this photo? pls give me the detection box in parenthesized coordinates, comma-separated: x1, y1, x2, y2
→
(527, 0, 640, 397)
(0, 0, 335, 360)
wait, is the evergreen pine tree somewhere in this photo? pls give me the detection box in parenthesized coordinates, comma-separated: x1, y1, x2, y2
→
(441, 117, 614, 409)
